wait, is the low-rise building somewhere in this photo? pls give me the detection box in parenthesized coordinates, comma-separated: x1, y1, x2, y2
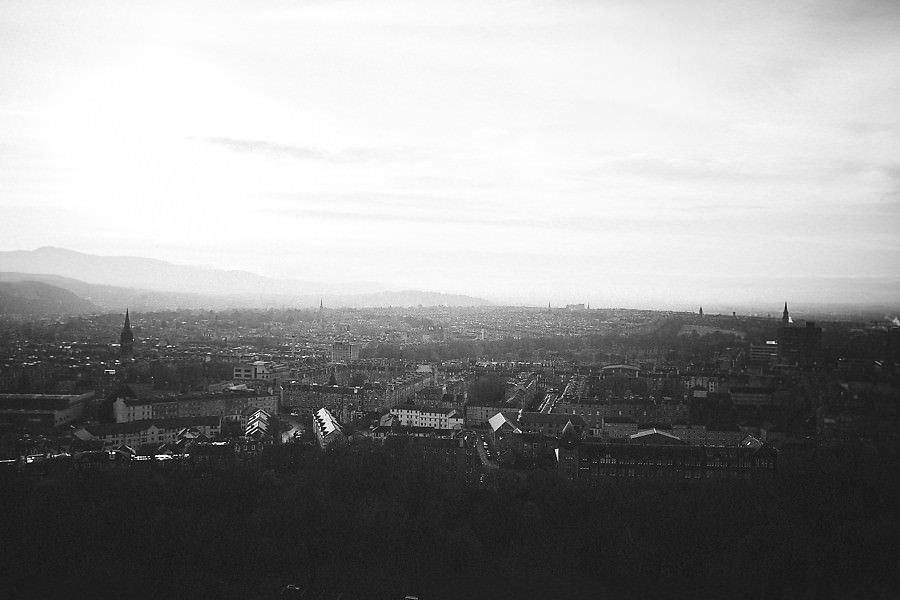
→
(556, 424, 778, 485)
(417, 436, 480, 484)
(390, 404, 464, 429)
(730, 387, 777, 407)
(0, 392, 94, 430)
(281, 382, 368, 421)
(74, 416, 221, 450)
(113, 390, 277, 423)
(233, 361, 289, 384)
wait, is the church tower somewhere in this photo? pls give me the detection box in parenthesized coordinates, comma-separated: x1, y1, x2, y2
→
(120, 309, 134, 358)
(782, 302, 790, 326)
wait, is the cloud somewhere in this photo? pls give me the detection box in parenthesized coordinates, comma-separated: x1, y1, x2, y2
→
(273, 200, 697, 236)
(198, 137, 423, 162)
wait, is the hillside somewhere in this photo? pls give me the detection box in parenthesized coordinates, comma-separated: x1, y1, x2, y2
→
(0, 248, 491, 308)
(0, 280, 99, 317)
(0, 272, 491, 311)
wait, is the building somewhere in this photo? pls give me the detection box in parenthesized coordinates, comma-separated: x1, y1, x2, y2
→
(780, 321, 822, 367)
(778, 304, 822, 367)
(0, 392, 94, 430)
(552, 399, 689, 428)
(749, 342, 779, 369)
(390, 404, 464, 429)
(600, 416, 639, 439)
(487, 410, 588, 440)
(73, 416, 221, 450)
(113, 390, 278, 423)
(233, 361, 289, 385)
(730, 386, 777, 408)
(313, 407, 344, 449)
(556, 423, 778, 485)
(281, 382, 368, 421)
(465, 403, 509, 427)
(331, 341, 359, 363)
(417, 435, 480, 484)
(0, 423, 16, 459)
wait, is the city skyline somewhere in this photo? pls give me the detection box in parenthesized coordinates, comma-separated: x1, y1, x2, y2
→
(2, 0, 898, 308)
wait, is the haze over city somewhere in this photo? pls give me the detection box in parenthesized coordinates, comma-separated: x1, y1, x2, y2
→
(2, 0, 899, 308)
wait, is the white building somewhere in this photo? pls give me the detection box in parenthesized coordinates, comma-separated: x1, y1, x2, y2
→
(390, 405, 464, 429)
(233, 361, 289, 382)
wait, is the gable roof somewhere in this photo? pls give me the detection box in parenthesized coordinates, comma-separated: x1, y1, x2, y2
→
(629, 428, 683, 445)
(488, 412, 521, 433)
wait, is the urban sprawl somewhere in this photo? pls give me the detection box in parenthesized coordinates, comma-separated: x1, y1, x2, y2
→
(2, 302, 898, 485)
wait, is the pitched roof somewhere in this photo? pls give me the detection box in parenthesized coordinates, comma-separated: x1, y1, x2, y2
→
(559, 420, 580, 449)
(314, 407, 342, 437)
(629, 428, 683, 444)
(488, 412, 521, 433)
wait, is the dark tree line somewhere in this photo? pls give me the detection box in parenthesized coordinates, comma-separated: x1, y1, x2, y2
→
(2, 440, 899, 600)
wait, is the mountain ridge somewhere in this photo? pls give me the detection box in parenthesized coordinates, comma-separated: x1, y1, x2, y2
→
(0, 247, 492, 310)
(0, 246, 398, 296)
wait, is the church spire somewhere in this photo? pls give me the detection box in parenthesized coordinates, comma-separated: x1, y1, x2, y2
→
(120, 309, 134, 358)
(782, 302, 790, 326)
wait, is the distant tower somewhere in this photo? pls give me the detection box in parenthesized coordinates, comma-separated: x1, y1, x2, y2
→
(120, 309, 134, 358)
(782, 302, 790, 326)
(547, 301, 552, 313)
(699, 306, 704, 318)
(318, 298, 325, 324)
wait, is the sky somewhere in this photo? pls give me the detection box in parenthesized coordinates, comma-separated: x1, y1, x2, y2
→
(1, 0, 899, 309)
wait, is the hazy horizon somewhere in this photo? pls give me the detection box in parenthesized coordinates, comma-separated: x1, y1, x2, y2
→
(2, 246, 898, 317)
(2, 1, 898, 308)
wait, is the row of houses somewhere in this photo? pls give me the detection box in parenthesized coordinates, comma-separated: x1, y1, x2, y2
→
(74, 409, 273, 451)
(0, 392, 95, 430)
(485, 409, 778, 481)
(4, 436, 274, 477)
(74, 416, 222, 449)
(551, 398, 690, 426)
(113, 390, 278, 423)
(556, 424, 778, 484)
(282, 382, 368, 422)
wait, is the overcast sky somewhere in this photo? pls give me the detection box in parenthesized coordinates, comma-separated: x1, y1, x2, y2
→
(1, 0, 898, 309)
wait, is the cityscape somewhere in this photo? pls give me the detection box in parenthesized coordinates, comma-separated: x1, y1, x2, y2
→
(1, 276, 898, 597)
(2, 0, 899, 598)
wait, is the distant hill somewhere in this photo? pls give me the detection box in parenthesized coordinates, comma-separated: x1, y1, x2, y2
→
(0, 271, 491, 311)
(0, 281, 100, 317)
(0, 246, 390, 296)
(0, 247, 492, 308)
